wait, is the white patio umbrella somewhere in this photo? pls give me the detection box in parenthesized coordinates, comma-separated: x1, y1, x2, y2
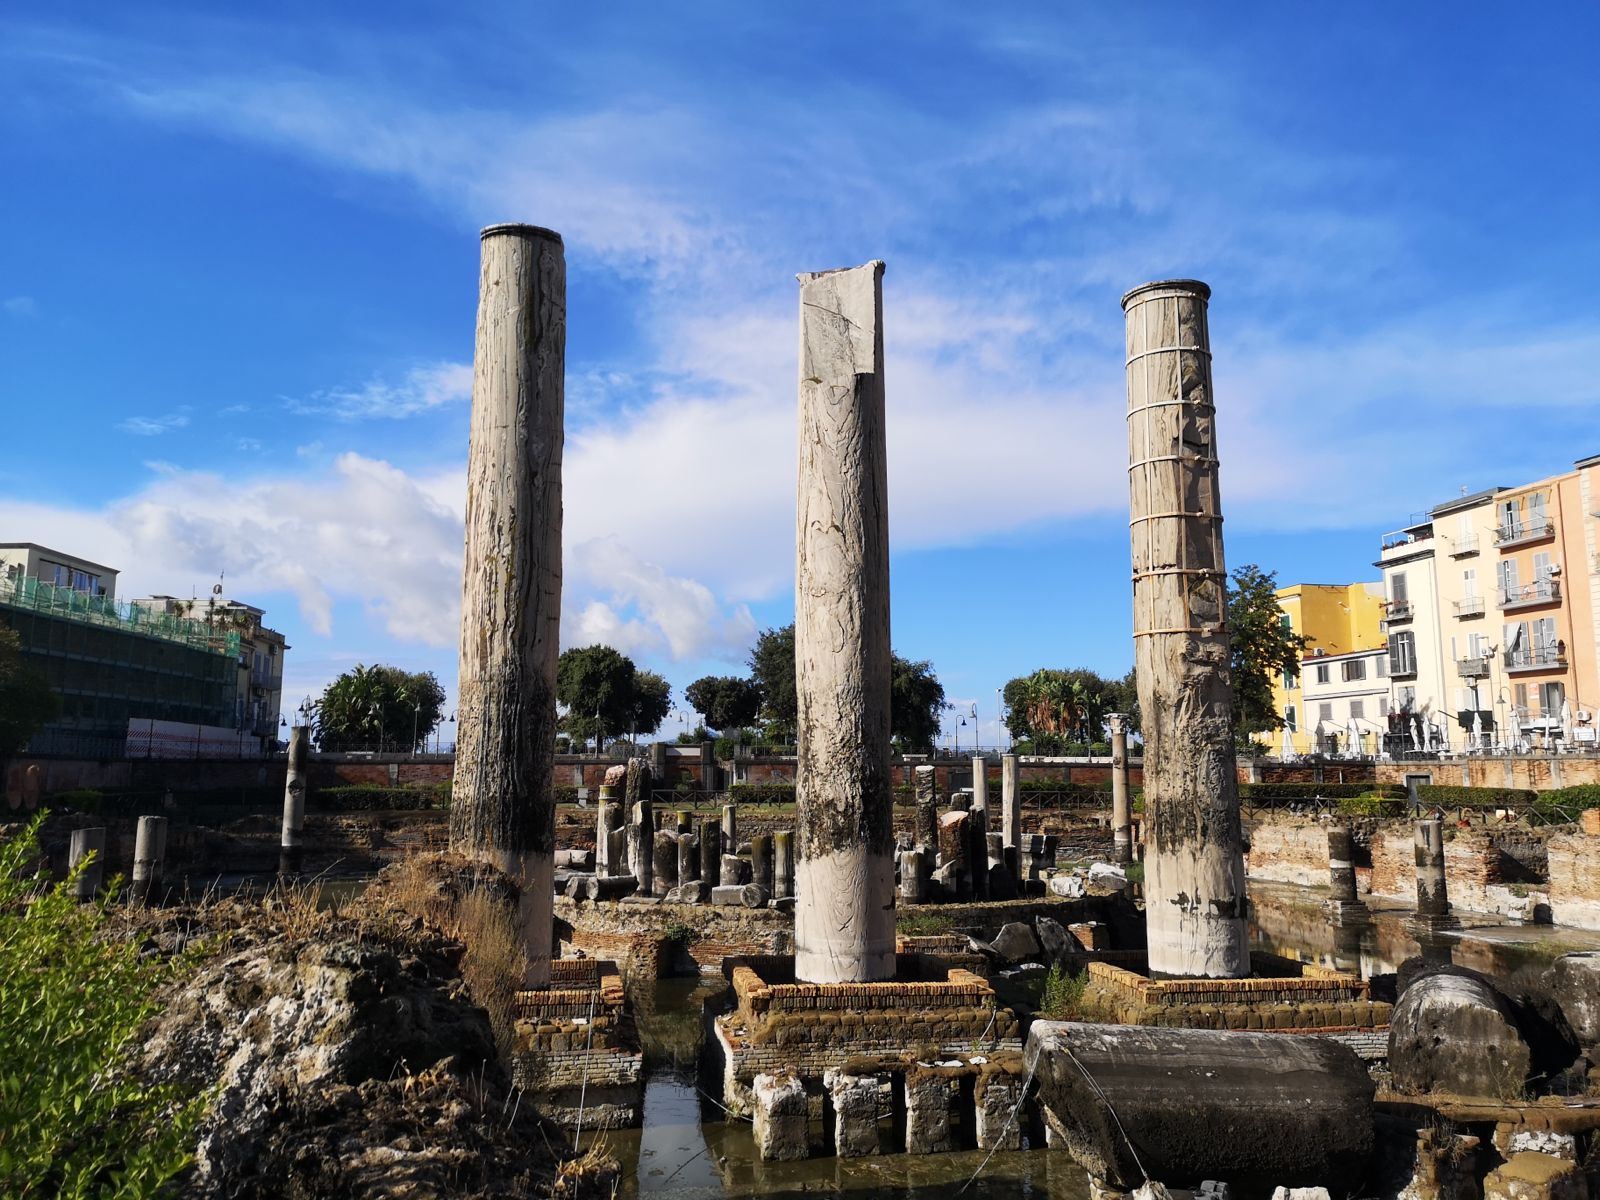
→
(1280, 725, 1295, 760)
(1346, 718, 1362, 757)
(1508, 708, 1524, 754)
(1563, 700, 1574, 745)
(1472, 710, 1484, 749)
(1408, 716, 1421, 751)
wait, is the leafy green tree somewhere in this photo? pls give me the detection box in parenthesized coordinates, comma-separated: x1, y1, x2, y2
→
(629, 670, 673, 737)
(313, 664, 446, 752)
(684, 675, 763, 732)
(556, 646, 671, 744)
(0, 620, 57, 759)
(747, 625, 797, 736)
(890, 656, 948, 752)
(1106, 668, 1142, 737)
(0, 815, 204, 1198)
(1227, 563, 1306, 748)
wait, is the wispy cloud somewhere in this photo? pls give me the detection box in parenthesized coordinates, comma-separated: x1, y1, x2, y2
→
(117, 410, 190, 436)
(3, 296, 37, 317)
(287, 361, 471, 420)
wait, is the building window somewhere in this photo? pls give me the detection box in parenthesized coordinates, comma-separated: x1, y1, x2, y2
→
(1282, 668, 1298, 691)
(1315, 663, 1330, 684)
(1391, 573, 1408, 605)
(1376, 656, 1387, 678)
(1350, 700, 1365, 719)
(1318, 703, 1333, 723)
(1284, 705, 1297, 732)
(1378, 697, 1390, 717)
(1389, 631, 1416, 676)
(1515, 683, 1529, 711)
(1541, 682, 1566, 713)
(1342, 660, 1366, 682)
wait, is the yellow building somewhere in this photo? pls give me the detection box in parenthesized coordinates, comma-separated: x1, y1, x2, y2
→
(1260, 582, 1388, 756)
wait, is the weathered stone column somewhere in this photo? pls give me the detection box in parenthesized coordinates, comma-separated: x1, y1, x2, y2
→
(700, 819, 722, 887)
(450, 223, 564, 988)
(279, 723, 309, 877)
(970, 755, 988, 813)
(627, 812, 652, 897)
(751, 833, 774, 898)
(1108, 714, 1132, 866)
(69, 827, 105, 902)
(1416, 819, 1449, 918)
(595, 791, 619, 877)
(914, 764, 938, 851)
(677, 832, 699, 886)
(793, 262, 894, 984)
(899, 848, 926, 904)
(968, 783, 990, 900)
(652, 830, 677, 897)
(1123, 278, 1248, 979)
(773, 829, 795, 900)
(753, 1071, 809, 1161)
(1001, 753, 1021, 860)
(721, 803, 738, 848)
(130, 814, 168, 906)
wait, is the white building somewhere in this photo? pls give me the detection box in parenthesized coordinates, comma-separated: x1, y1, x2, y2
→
(1299, 646, 1391, 756)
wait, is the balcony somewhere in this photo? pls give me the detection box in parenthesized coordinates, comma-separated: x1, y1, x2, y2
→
(1453, 595, 1487, 619)
(1495, 520, 1556, 549)
(1505, 645, 1567, 673)
(1389, 659, 1418, 680)
(250, 671, 283, 694)
(1456, 656, 1490, 679)
(1499, 579, 1561, 611)
(1384, 600, 1414, 622)
(1448, 534, 1480, 558)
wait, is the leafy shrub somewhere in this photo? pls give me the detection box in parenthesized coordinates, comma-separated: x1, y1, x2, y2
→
(0, 815, 205, 1196)
(1337, 792, 1407, 818)
(1240, 782, 1402, 801)
(1040, 964, 1088, 1018)
(1416, 785, 1538, 808)
(726, 783, 796, 806)
(310, 784, 449, 811)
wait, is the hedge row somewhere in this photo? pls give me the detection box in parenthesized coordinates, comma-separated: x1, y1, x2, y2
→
(1415, 785, 1538, 808)
(309, 784, 450, 812)
(1239, 782, 1403, 801)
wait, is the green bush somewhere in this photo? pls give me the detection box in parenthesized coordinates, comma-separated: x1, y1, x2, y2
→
(1240, 782, 1401, 801)
(1040, 964, 1088, 1018)
(726, 782, 796, 806)
(0, 814, 205, 1196)
(1529, 785, 1600, 825)
(1337, 792, 1407, 818)
(309, 783, 449, 811)
(1416, 784, 1538, 809)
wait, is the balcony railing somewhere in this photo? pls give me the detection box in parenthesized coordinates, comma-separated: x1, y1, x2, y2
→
(1456, 656, 1490, 679)
(1448, 534, 1480, 558)
(1505, 645, 1567, 672)
(1499, 579, 1561, 611)
(1384, 600, 1414, 622)
(250, 671, 283, 693)
(1495, 520, 1555, 549)
(1453, 595, 1487, 618)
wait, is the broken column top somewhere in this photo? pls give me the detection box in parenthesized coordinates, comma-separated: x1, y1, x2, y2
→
(796, 259, 885, 284)
(480, 222, 563, 242)
(1120, 278, 1211, 309)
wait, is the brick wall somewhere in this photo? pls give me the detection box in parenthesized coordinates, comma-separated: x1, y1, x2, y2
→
(1369, 826, 1543, 919)
(1375, 757, 1600, 791)
(1244, 819, 1332, 887)
(1548, 833, 1600, 929)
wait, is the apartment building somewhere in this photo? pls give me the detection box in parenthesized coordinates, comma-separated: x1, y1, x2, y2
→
(1375, 456, 1600, 752)
(0, 543, 117, 598)
(1263, 582, 1387, 756)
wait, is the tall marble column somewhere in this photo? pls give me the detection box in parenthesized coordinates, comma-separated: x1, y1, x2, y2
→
(1108, 713, 1132, 866)
(450, 223, 565, 988)
(1123, 279, 1248, 979)
(793, 260, 895, 984)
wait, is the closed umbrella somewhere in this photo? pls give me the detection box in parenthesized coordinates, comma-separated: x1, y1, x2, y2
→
(1280, 725, 1295, 760)
(1472, 710, 1484, 750)
(1346, 718, 1361, 758)
(1563, 700, 1574, 746)
(1508, 708, 1523, 754)
(1408, 717, 1420, 752)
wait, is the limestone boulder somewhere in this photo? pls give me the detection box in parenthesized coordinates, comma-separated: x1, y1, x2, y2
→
(1086, 862, 1128, 895)
(1036, 916, 1072, 964)
(1048, 873, 1086, 899)
(991, 921, 1041, 965)
(752, 1071, 808, 1162)
(1389, 972, 1531, 1098)
(1552, 953, 1600, 1046)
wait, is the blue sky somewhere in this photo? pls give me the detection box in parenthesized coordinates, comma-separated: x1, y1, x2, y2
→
(3, 3, 1598, 747)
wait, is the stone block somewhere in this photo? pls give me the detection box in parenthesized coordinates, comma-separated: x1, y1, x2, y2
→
(1581, 809, 1600, 837)
(1036, 916, 1071, 963)
(904, 1070, 956, 1154)
(990, 921, 1041, 965)
(975, 1072, 1023, 1151)
(1390, 972, 1531, 1098)
(1483, 1152, 1586, 1200)
(753, 1071, 809, 1162)
(825, 1071, 881, 1157)
(1552, 953, 1600, 1046)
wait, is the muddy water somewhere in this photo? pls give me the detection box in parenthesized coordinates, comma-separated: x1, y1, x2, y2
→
(592, 978, 1089, 1200)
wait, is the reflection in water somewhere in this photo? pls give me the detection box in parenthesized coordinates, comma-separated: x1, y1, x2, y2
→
(594, 977, 1088, 1200)
(1249, 882, 1600, 987)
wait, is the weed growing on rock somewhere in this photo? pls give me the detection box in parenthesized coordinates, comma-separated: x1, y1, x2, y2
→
(1040, 963, 1088, 1019)
(0, 814, 205, 1198)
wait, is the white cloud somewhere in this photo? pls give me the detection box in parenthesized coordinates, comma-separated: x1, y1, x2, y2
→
(288, 360, 471, 420)
(3, 296, 37, 317)
(117, 411, 190, 436)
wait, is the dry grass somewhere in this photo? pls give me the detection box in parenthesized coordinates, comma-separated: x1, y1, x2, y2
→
(374, 855, 529, 1059)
